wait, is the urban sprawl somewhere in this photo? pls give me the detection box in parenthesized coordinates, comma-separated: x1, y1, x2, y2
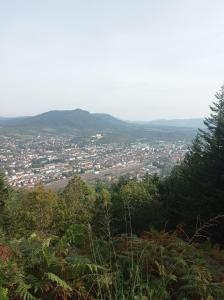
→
(0, 134, 189, 188)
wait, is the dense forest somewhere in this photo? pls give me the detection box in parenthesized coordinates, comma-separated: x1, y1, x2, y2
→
(1, 86, 224, 299)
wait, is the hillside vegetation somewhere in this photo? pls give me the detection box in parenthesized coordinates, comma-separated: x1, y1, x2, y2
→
(0, 86, 224, 299)
(0, 109, 196, 142)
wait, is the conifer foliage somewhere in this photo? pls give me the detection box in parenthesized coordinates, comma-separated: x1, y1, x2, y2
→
(160, 85, 224, 240)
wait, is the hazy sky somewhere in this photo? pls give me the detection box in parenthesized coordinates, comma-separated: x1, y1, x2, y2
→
(1, 0, 224, 120)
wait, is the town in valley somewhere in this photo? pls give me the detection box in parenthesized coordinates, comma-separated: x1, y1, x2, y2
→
(0, 134, 188, 188)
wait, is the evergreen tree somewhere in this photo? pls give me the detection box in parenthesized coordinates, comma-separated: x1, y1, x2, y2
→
(160, 85, 224, 241)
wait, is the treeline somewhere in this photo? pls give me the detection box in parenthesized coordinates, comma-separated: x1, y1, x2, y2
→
(0, 86, 224, 299)
(160, 85, 224, 242)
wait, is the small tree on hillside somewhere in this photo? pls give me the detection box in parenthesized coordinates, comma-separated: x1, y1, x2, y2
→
(55, 176, 96, 233)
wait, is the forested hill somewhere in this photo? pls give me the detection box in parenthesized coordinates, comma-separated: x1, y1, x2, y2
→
(0, 109, 197, 141)
(0, 109, 127, 132)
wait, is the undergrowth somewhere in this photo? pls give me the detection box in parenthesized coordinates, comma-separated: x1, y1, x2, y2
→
(1, 226, 224, 300)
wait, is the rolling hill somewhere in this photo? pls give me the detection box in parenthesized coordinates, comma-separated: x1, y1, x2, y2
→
(0, 109, 198, 142)
(0, 109, 128, 134)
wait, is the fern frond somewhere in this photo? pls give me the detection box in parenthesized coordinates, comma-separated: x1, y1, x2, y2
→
(45, 272, 72, 292)
(16, 279, 37, 300)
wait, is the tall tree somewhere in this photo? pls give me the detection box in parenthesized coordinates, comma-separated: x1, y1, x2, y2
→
(5, 186, 58, 236)
(160, 85, 224, 240)
(55, 176, 96, 233)
(0, 172, 9, 209)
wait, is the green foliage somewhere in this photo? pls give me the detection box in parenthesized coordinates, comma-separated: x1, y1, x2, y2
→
(0, 172, 9, 203)
(0, 172, 224, 299)
(92, 182, 112, 237)
(4, 186, 58, 236)
(16, 278, 37, 300)
(160, 85, 224, 241)
(58, 224, 89, 250)
(0, 172, 12, 228)
(45, 272, 72, 292)
(0, 287, 8, 300)
(1, 86, 224, 299)
(55, 176, 96, 233)
(110, 175, 161, 234)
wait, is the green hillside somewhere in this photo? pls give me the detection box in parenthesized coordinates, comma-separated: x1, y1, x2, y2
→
(0, 86, 224, 299)
(0, 109, 196, 142)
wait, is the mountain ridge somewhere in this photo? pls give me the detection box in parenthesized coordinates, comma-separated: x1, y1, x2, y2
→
(0, 109, 128, 135)
(131, 118, 204, 128)
(0, 110, 204, 128)
(0, 109, 198, 142)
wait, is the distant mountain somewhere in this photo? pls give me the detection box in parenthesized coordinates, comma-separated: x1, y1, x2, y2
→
(93, 113, 126, 126)
(134, 118, 204, 129)
(0, 117, 8, 125)
(0, 116, 29, 125)
(0, 109, 198, 142)
(0, 109, 128, 135)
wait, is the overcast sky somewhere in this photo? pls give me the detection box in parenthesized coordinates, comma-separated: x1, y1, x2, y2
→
(1, 0, 224, 120)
